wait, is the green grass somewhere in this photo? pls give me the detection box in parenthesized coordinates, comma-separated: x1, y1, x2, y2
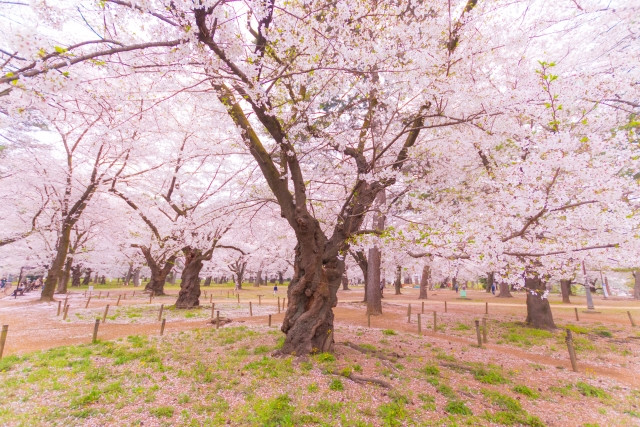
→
(481, 389, 545, 426)
(382, 329, 397, 336)
(472, 364, 508, 384)
(513, 384, 539, 399)
(575, 382, 610, 400)
(329, 378, 344, 391)
(150, 406, 175, 418)
(378, 393, 409, 426)
(502, 322, 554, 347)
(445, 400, 472, 415)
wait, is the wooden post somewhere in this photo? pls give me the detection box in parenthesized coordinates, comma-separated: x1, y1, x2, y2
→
(236, 294, 240, 304)
(210, 294, 213, 304)
(283, 298, 286, 308)
(64, 296, 69, 309)
(482, 317, 488, 343)
(160, 318, 166, 336)
(278, 297, 281, 313)
(258, 295, 262, 305)
(63, 305, 70, 320)
(157, 304, 164, 322)
(57, 301, 62, 316)
(574, 307, 579, 321)
(116, 295, 121, 306)
(249, 301, 253, 316)
(0, 325, 8, 360)
(98, 291, 101, 299)
(85, 296, 92, 309)
(149, 294, 153, 304)
(102, 305, 110, 323)
(268, 314, 272, 327)
(367, 314, 371, 327)
(417, 313, 422, 335)
(421, 301, 424, 314)
(133, 290, 136, 297)
(407, 304, 412, 323)
(216, 311, 220, 329)
(565, 329, 578, 372)
(444, 301, 447, 313)
(485, 302, 488, 315)
(92, 319, 100, 343)
(106, 292, 109, 298)
(433, 311, 437, 331)
(628, 311, 636, 327)
(211, 303, 215, 319)
(475, 320, 482, 348)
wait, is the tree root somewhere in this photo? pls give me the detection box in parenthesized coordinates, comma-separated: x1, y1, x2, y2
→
(339, 341, 401, 362)
(346, 373, 392, 388)
(208, 317, 233, 326)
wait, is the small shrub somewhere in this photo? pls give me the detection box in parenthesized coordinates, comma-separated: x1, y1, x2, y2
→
(445, 400, 472, 415)
(329, 378, 344, 391)
(453, 323, 471, 331)
(420, 364, 440, 376)
(150, 406, 175, 418)
(382, 329, 397, 336)
(315, 352, 335, 362)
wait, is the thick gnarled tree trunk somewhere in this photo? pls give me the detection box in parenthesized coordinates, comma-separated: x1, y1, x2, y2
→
(525, 277, 556, 329)
(176, 247, 204, 308)
(560, 279, 572, 304)
(140, 247, 176, 296)
(280, 216, 342, 355)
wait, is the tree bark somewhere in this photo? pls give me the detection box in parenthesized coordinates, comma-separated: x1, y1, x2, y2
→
(486, 271, 494, 293)
(82, 269, 92, 286)
(352, 250, 368, 303)
(57, 257, 73, 294)
(342, 272, 349, 290)
(41, 226, 72, 301)
(560, 279, 572, 304)
(144, 258, 175, 296)
(394, 265, 402, 295)
(419, 263, 430, 299)
(404, 275, 412, 285)
(525, 276, 556, 329)
(278, 271, 284, 285)
(497, 282, 513, 298)
(256, 270, 263, 287)
(167, 270, 176, 284)
(176, 247, 205, 308)
(634, 270, 640, 300)
(132, 268, 141, 287)
(279, 216, 342, 355)
(124, 263, 133, 286)
(71, 264, 82, 287)
(203, 276, 212, 287)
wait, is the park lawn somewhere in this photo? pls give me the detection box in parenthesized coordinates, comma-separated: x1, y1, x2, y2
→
(0, 323, 638, 426)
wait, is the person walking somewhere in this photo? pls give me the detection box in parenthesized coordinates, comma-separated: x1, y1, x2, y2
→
(273, 284, 278, 296)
